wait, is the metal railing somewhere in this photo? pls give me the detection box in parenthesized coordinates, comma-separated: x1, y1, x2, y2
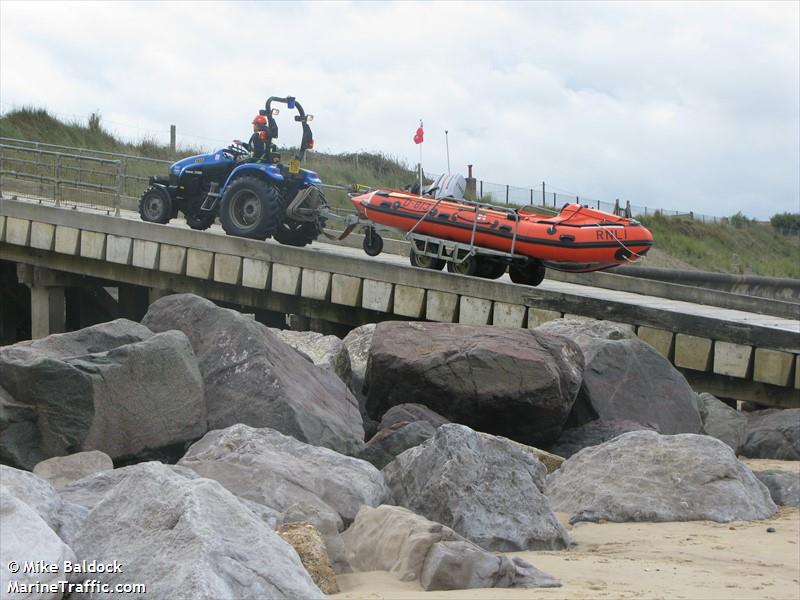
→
(0, 137, 727, 224)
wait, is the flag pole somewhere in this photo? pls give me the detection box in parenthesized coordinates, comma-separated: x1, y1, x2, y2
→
(419, 119, 423, 196)
(445, 129, 450, 174)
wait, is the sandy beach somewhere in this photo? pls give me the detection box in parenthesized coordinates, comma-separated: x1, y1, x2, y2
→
(334, 460, 800, 600)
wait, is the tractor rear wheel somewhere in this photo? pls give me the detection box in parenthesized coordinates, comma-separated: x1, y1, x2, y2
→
(139, 187, 173, 224)
(218, 176, 282, 240)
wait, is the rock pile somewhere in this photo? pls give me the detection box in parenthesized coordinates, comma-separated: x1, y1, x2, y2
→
(1, 298, 795, 598)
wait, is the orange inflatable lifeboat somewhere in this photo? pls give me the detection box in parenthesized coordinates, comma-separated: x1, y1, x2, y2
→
(349, 189, 653, 285)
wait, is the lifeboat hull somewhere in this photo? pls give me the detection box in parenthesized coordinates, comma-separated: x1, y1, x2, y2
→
(350, 190, 653, 271)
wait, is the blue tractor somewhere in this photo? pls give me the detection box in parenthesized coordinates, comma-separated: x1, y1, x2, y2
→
(139, 96, 327, 246)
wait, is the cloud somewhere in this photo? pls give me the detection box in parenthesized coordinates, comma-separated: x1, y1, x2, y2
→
(1, 0, 797, 218)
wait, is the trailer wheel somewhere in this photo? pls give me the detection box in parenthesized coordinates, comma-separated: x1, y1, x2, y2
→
(363, 228, 384, 256)
(410, 248, 445, 270)
(509, 260, 546, 286)
(139, 186, 173, 224)
(219, 176, 282, 240)
(446, 255, 478, 276)
(476, 258, 506, 279)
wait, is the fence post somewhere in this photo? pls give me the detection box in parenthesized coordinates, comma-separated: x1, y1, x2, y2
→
(530, 188, 533, 206)
(114, 160, 122, 216)
(170, 125, 176, 152)
(553, 192, 556, 207)
(542, 181, 545, 206)
(597, 199, 600, 209)
(55, 155, 61, 207)
(123, 158, 129, 197)
(505, 184, 509, 205)
(479, 180, 483, 200)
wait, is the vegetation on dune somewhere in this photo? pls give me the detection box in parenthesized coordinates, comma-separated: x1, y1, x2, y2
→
(2, 108, 798, 278)
(638, 212, 799, 278)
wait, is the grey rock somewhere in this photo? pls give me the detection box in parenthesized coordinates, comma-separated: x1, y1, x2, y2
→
(697, 393, 747, 452)
(0, 392, 43, 470)
(0, 491, 76, 599)
(358, 421, 437, 469)
(143, 294, 363, 455)
(546, 430, 777, 524)
(342, 323, 377, 438)
(342, 504, 465, 581)
(754, 470, 800, 506)
(342, 504, 560, 591)
(535, 318, 636, 351)
(548, 419, 655, 458)
(59, 463, 200, 510)
(179, 424, 389, 526)
(383, 424, 570, 551)
(564, 334, 702, 435)
(269, 328, 352, 384)
(33, 450, 113, 489)
(0, 329, 206, 462)
(0, 465, 87, 547)
(70, 462, 324, 599)
(378, 403, 450, 431)
(740, 409, 800, 460)
(420, 540, 561, 591)
(281, 502, 349, 574)
(0, 320, 157, 468)
(366, 322, 584, 446)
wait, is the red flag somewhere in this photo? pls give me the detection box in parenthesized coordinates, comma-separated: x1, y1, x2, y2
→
(413, 126, 424, 144)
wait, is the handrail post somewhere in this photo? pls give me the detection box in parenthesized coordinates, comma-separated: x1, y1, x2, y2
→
(114, 160, 122, 216)
(55, 154, 61, 207)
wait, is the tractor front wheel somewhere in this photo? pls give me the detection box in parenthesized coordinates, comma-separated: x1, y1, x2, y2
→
(218, 177, 282, 240)
(139, 187, 173, 224)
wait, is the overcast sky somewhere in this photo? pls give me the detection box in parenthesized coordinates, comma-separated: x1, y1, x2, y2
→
(1, 1, 798, 219)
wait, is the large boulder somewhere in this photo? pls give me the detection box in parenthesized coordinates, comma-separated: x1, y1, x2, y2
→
(740, 409, 800, 460)
(420, 540, 561, 591)
(341, 323, 377, 436)
(754, 470, 800, 507)
(342, 505, 560, 591)
(269, 328, 351, 384)
(33, 450, 113, 489)
(0, 328, 205, 462)
(358, 421, 437, 469)
(70, 462, 324, 599)
(378, 403, 450, 431)
(365, 322, 583, 446)
(547, 419, 655, 458)
(546, 430, 777, 524)
(143, 294, 363, 455)
(1, 491, 76, 599)
(696, 393, 747, 452)
(537, 319, 703, 435)
(383, 424, 570, 551)
(0, 465, 87, 547)
(342, 504, 466, 581)
(0, 388, 43, 470)
(178, 424, 389, 526)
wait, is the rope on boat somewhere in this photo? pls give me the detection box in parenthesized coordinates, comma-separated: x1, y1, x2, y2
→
(600, 225, 645, 262)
